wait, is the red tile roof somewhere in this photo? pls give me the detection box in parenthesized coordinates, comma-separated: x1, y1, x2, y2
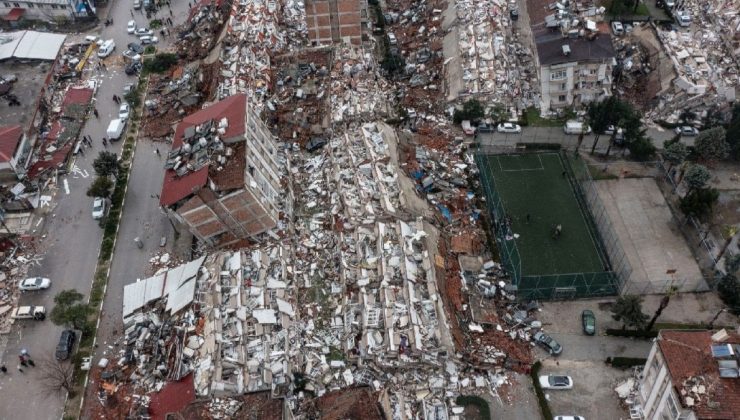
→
(0, 125, 22, 163)
(160, 94, 247, 207)
(159, 166, 208, 207)
(147, 373, 195, 420)
(171, 94, 247, 149)
(659, 330, 740, 419)
(61, 87, 94, 108)
(27, 142, 73, 179)
(3, 8, 25, 21)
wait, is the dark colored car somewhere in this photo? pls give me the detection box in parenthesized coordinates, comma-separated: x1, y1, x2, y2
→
(476, 123, 494, 133)
(581, 309, 596, 335)
(125, 62, 142, 75)
(127, 42, 144, 54)
(55, 330, 76, 361)
(534, 331, 563, 356)
(306, 137, 327, 152)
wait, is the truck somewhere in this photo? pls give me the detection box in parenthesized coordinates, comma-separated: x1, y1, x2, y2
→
(106, 118, 126, 141)
(11, 305, 46, 320)
(563, 120, 592, 135)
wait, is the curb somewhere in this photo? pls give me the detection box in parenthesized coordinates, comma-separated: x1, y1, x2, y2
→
(72, 76, 150, 419)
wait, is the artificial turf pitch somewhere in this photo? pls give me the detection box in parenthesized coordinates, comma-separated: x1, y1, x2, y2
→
(484, 153, 605, 276)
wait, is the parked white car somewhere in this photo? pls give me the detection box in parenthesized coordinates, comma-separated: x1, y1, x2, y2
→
(539, 375, 573, 390)
(92, 197, 107, 220)
(674, 126, 699, 136)
(119, 103, 130, 121)
(135, 27, 154, 37)
(18, 277, 51, 291)
(127, 20, 137, 34)
(497, 122, 522, 133)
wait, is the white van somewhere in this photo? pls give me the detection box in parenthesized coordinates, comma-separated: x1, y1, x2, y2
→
(563, 120, 592, 135)
(97, 40, 115, 58)
(106, 119, 126, 140)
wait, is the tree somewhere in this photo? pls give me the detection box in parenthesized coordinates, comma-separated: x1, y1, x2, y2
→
(694, 126, 729, 163)
(725, 253, 740, 275)
(611, 295, 648, 330)
(679, 187, 719, 219)
(717, 274, 740, 315)
(588, 100, 611, 154)
(93, 151, 120, 177)
(86, 176, 113, 199)
(142, 53, 178, 73)
(645, 287, 678, 331)
(683, 164, 711, 191)
(662, 142, 688, 172)
(39, 357, 76, 397)
(726, 104, 740, 160)
(50, 289, 91, 330)
(453, 99, 485, 124)
(587, 97, 641, 156)
(381, 51, 405, 77)
(716, 225, 739, 263)
(626, 135, 656, 161)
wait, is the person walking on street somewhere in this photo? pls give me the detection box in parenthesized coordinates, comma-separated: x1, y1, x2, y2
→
(155, 148, 161, 157)
(27, 359, 35, 367)
(17, 365, 23, 373)
(103, 137, 108, 146)
(93, 108, 99, 118)
(131, 9, 134, 17)
(1, 365, 7, 373)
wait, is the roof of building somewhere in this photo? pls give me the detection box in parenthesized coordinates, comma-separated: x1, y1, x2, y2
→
(3, 8, 25, 21)
(210, 142, 246, 191)
(171, 94, 247, 149)
(61, 86, 94, 108)
(0, 30, 66, 61)
(160, 94, 248, 207)
(658, 330, 740, 419)
(0, 125, 22, 163)
(535, 32, 615, 66)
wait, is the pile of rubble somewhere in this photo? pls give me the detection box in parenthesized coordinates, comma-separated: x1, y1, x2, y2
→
(175, 0, 230, 61)
(141, 65, 209, 139)
(0, 240, 42, 334)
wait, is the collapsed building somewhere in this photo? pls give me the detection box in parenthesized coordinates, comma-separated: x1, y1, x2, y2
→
(304, 0, 369, 46)
(159, 94, 285, 248)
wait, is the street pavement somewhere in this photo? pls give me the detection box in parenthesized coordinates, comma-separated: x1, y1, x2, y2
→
(476, 125, 691, 153)
(0, 2, 191, 419)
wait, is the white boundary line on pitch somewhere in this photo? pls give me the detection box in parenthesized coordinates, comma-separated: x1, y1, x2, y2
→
(495, 154, 546, 172)
(556, 153, 601, 264)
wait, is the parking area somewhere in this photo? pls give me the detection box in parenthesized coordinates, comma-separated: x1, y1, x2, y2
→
(534, 300, 655, 419)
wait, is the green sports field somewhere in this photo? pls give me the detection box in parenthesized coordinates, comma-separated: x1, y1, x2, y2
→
(483, 153, 605, 276)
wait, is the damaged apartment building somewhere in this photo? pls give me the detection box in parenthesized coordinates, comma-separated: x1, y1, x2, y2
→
(528, 1, 616, 114)
(159, 94, 285, 248)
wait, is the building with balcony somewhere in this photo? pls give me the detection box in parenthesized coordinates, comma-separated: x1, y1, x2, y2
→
(0, 0, 95, 23)
(159, 94, 283, 248)
(636, 329, 740, 420)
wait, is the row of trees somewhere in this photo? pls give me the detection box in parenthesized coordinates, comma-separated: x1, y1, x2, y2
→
(86, 151, 121, 200)
(586, 96, 656, 161)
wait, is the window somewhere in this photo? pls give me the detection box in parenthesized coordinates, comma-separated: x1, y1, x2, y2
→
(560, 83, 566, 90)
(26, 2, 33, 7)
(50, 3, 57, 8)
(3, 2, 11, 7)
(558, 95, 566, 102)
(12, 2, 19, 6)
(550, 70, 566, 80)
(667, 394, 680, 418)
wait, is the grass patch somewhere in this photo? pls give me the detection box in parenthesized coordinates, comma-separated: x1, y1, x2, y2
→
(455, 395, 491, 420)
(530, 361, 553, 420)
(588, 164, 619, 180)
(522, 107, 564, 127)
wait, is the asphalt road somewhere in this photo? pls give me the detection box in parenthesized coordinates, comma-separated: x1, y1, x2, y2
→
(0, 2, 187, 418)
(476, 125, 691, 153)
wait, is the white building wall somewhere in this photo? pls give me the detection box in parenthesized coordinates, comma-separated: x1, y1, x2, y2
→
(0, 0, 82, 20)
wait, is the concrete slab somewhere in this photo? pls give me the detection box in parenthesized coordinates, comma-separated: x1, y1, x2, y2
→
(595, 178, 707, 293)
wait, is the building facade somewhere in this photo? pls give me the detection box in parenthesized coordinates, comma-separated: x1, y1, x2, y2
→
(160, 94, 283, 248)
(304, 0, 368, 45)
(0, 125, 31, 182)
(1, 0, 95, 22)
(535, 33, 615, 114)
(637, 330, 740, 420)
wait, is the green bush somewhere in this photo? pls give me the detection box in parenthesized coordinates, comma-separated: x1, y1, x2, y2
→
(143, 53, 178, 73)
(607, 357, 647, 369)
(100, 237, 114, 260)
(530, 361, 553, 420)
(455, 396, 490, 420)
(605, 328, 658, 338)
(124, 90, 141, 108)
(149, 19, 162, 29)
(520, 143, 562, 150)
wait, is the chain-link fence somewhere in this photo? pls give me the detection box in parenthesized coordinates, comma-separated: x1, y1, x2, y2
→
(475, 149, 628, 300)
